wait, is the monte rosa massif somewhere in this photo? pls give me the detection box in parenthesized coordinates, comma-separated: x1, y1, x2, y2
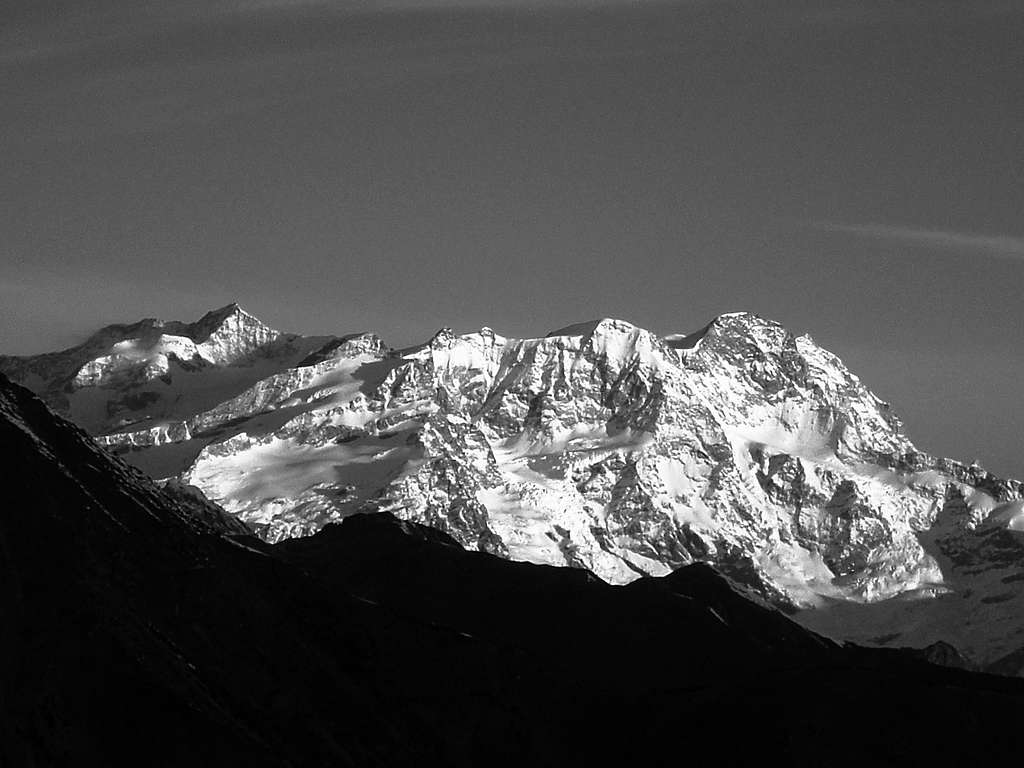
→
(3, 303, 1023, 673)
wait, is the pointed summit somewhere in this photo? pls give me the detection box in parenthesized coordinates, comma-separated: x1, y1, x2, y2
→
(199, 301, 245, 325)
(428, 327, 457, 347)
(188, 303, 283, 365)
(190, 302, 268, 336)
(206, 301, 244, 317)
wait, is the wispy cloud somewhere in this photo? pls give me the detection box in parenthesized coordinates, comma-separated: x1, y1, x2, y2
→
(809, 222, 1024, 260)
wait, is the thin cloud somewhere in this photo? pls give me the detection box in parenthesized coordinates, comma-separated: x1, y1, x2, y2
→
(810, 222, 1024, 260)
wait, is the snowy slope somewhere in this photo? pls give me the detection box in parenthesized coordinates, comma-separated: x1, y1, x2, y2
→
(7, 306, 1024, 669)
(0, 303, 334, 438)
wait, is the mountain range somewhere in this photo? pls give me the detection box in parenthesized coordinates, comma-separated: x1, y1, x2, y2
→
(4, 369, 1024, 765)
(3, 303, 1023, 674)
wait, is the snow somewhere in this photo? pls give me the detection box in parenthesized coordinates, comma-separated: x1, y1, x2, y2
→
(796, 561, 1024, 666)
(430, 330, 506, 371)
(723, 402, 840, 463)
(990, 500, 1024, 532)
(66, 337, 330, 436)
(652, 455, 717, 529)
(162, 310, 1019, 619)
(186, 431, 419, 521)
(965, 487, 998, 516)
(758, 542, 847, 607)
(13, 304, 1024, 667)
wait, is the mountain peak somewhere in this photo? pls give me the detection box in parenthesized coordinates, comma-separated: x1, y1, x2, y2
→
(713, 310, 768, 323)
(703, 311, 787, 338)
(203, 301, 245, 323)
(0, 303, 320, 436)
(182, 303, 284, 366)
(428, 327, 457, 347)
(190, 302, 269, 335)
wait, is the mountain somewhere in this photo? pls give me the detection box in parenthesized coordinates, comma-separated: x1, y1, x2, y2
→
(3, 371, 1024, 766)
(0, 303, 333, 437)
(4, 306, 1023, 671)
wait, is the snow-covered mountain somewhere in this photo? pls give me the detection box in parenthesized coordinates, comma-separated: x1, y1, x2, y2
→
(10, 369, 1024, 765)
(0, 303, 332, 437)
(5, 304, 1023, 671)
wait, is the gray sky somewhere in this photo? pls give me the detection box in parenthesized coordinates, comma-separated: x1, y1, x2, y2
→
(2, 0, 1022, 476)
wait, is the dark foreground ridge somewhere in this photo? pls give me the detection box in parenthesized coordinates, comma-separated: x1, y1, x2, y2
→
(2, 373, 1023, 767)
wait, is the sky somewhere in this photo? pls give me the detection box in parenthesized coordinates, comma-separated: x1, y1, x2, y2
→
(1, 0, 1022, 476)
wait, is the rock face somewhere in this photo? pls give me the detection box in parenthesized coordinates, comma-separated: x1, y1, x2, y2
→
(5, 307, 1024, 669)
